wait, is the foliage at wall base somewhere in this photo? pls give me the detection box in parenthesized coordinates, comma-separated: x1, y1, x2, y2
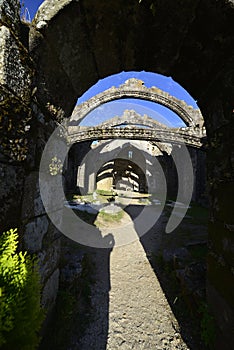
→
(0, 229, 45, 350)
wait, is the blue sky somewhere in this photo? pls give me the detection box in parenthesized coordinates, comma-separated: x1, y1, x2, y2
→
(21, 0, 44, 21)
(79, 98, 186, 127)
(23, 1, 198, 127)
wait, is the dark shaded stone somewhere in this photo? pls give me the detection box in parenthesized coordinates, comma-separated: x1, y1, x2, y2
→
(0, 163, 25, 231)
(21, 171, 45, 220)
(207, 281, 234, 350)
(23, 215, 49, 253)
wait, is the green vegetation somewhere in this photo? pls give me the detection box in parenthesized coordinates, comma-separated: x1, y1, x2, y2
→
(96, 189, 117, 196)
(72, 194, 93, 202)
(98, 210, 124, 222)
(69, 193, 114, 204)
(0, 229, 44, 349)
(95, 209, 125, 228)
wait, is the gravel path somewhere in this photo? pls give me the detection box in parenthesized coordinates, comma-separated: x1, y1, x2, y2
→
(75, 210, 190, 350)
(107, 242, 189, 350)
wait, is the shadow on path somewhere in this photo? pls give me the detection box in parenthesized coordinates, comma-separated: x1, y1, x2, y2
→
(40, 207, 114, 350)
(124, 204, 207, 350)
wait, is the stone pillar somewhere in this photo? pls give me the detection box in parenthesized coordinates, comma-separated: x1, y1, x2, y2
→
(88, 172, 96, 193)
(77, 163, 85, 190)
(0, 0, 32, 230)
(194, 148, 207, 205)
(171, 145, 191, 202)
(201, 96, 234, 349)
(0, 0, 62, 319)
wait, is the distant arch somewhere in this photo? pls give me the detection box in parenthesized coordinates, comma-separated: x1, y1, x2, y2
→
(70, 79, 204, 128)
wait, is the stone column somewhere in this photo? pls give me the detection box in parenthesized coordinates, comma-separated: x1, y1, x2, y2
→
(201, 95, 234, 349)
(0, 0, 32, 230)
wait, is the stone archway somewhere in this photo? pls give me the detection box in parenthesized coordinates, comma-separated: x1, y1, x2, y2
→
(96, 158, 147, 193)
(29, 2, 234, 346)
(30, 0, 234, 125)
(1, 0, 233, 347)
(67, 82, 206, 148)
(75, 139, 155, 194)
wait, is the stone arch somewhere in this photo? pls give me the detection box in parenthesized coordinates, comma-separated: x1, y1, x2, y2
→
(91, 109, 170, 129)
(30, 0, 234, 126)
(69, 126, 205, 148)
(70, 78, 204, 128)
(78, 139, 154, 194)
(68, 97, 206, 147)
(96, 158, 147, 193)
(29, 0, 234, 347)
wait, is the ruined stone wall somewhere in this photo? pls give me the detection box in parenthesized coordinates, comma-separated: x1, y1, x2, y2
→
(69, 139, 206, 204)
(189, 147, 207, 205)
(0, 0, 61, 315)
(65, 141, 92, 193)
(200, 98, 234, 350)
(0, 0, 30, 230)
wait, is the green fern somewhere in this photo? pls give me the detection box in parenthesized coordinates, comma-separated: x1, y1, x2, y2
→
(0, 229, 45, 349)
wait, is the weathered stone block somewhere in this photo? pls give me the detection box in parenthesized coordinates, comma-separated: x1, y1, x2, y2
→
(0, 85, 32, 161)
(209, 221, 234, 267)
(207, 281, 234, 349)
(0, 25, 32, 100)
(207, 253, 234, 308)
(38, 237, 61, 284)
(212, 182, 234, 224)
(41, 268, 60, 310)
(0, 0, 20, 30)
(60, 249, 84, 286)
(33, 0, 74, 29)
(0, 162, 25, 230)
(39, 172, 65, 214)
(43, 222, 62, 246)
(29, 27, 77, 119)
(21, 171, 45, 220)
(30, 0, 97, 118)
(24, 215, 49, 253)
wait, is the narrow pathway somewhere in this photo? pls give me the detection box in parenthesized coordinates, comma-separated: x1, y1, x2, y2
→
(107, 241, 189, 350)
(76, 211, 190, 350)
